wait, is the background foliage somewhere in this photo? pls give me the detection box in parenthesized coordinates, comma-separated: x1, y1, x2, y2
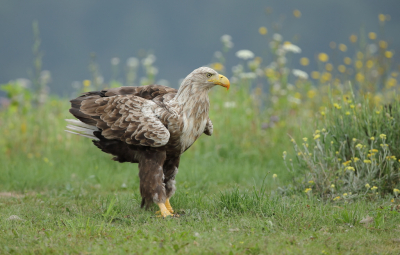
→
(1, 8, 400, 254)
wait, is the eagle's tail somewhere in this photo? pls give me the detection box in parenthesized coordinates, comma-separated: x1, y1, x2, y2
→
(65, 119, 99, 140)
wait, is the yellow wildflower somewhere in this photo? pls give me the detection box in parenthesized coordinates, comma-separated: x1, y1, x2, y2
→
(368, 32, 377, 40)
(343, 193, 348, 197)
(356, 73, 365, 82)
(339, 44, 347, 52)
(303, 137, 308, 142)
(311, 71, 320, 79)
(293, 9, 301, 18)
(394, 188, 400, 194)
(385, 51, 393, 58)
(307, 90, 317, 99)
(305, 188, 312, 193)
(345, 111, 350, 115)
(365, 183, 370, 189)
(343, 160, 351, 166)
(308, 180, 314, 184)
(353, 157, 360, 162)
(259, 26, 267, 35)
(325, 63, 333, 71)
(379, 40, 388, 49)
(370, 136, 375, 141)
(355, 60, 363, 69)
(371, 186, 378, 191)
(333, 196, 341, 201)
(349, 34, 357, 43)
(300, 57, 309, 66)
(364, 159, 371, 164)
(345, 166, 355, 171)
(83, 80, 91, 87)
(338, 65, 346, 73)
(350, 104, 355, 109)
(333, 103, 342, 109)
(355, 144, 363, 149)
(366, 60, 374, 69)
(272, 174, 277, 179)
(379, 134, 386, 140)
(344, 57, 352, 65)
(318, 53, 329, 62)
(212, 62, 224, 71)
(314, 134, 321, 140)
(378, 14, 386, 22)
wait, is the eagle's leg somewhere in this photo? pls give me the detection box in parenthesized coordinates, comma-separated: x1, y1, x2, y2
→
(138, 149, 171, 217)
(163, 156, 180, 214)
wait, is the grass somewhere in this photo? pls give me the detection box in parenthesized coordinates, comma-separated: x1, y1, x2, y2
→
(2, 188, 400, 254)
(1, 92, 400, 254)
(2, 10, 400, 254)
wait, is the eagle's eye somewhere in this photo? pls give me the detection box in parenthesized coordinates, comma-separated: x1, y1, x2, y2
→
(206, 73, 213, 78)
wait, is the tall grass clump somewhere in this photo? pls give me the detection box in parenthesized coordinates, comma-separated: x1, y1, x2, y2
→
(284, 91, 400, 199)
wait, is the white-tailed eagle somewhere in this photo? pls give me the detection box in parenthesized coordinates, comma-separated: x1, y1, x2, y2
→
(66, 67, 229, 217)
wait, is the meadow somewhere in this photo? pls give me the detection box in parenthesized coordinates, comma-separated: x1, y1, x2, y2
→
(1, 12, 400, 254)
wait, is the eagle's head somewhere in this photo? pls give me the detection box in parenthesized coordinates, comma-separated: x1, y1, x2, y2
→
(179, 67, 230, 94)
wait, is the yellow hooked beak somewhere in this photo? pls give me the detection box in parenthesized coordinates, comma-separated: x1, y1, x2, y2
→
(208, 74, 230, 90)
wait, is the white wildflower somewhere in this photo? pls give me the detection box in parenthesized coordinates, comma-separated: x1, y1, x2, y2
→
(232, 64, 244, 74)
(127, 57, 139, 68)
(95, 76, 104, 84)
(292, 69, 309, 79)
(224, 102, 236, 108)
(236, 50, 254, 60)
(256, 68, 264, 77)
(121, 183, 127, 188)
(156, 79, 170, 87)
(147, 66, 158, 75)
(221, 34, 232, 43)
(40, 70, 52, 84)
(282, 44, 302, 54)
(269, 41, 278, 49)
(142, 54, 156, 66)
(214, 51, 223, 59)
(16, 78, 31, 88)
(239, 72, 257, 79)
(273, 33, 283, 41)
(111, 57, 120, 65)
(368, 44, 378, 54)
(221, 34, 234, 49)
(277, 57, 287, 65)
(288, 96, 301, 104)
(276, 48, 285, 56)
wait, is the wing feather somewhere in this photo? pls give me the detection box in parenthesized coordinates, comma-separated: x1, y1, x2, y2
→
(80, 95, 170, 147)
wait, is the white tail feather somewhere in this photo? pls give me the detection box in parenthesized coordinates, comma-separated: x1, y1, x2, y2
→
(65, 119, 99, 140)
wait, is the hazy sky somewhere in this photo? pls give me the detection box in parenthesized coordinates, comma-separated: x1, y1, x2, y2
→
(1, 0, 399, 95)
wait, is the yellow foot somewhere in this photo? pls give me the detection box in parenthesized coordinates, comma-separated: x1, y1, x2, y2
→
(165, 198, 174, 214)
(156, 203, 173, 218)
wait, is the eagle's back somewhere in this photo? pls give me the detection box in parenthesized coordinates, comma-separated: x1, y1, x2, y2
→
(68, 85, 180, 162)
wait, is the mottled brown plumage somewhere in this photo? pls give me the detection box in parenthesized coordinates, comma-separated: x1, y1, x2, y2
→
(66, 67, 229, 217)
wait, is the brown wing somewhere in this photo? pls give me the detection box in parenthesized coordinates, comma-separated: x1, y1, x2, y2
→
(102, 84, 177, 99)
(77, 94, 170, 147)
